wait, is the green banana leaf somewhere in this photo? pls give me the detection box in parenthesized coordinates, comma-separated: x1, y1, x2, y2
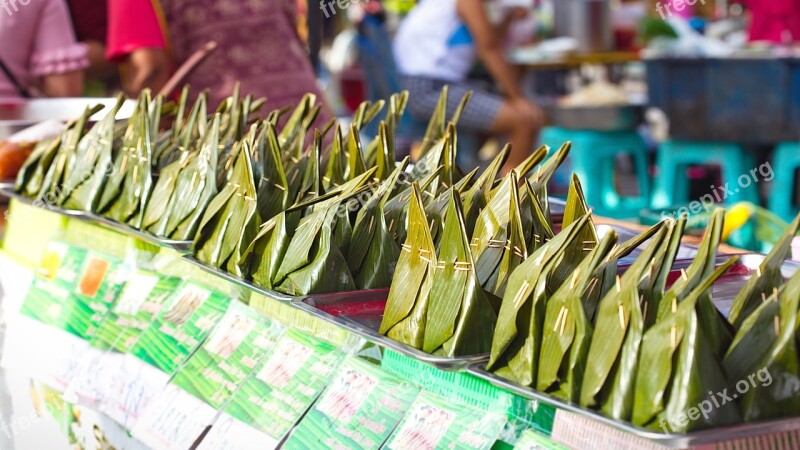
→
(633, 258, 740, 432)
(462, 145, 509, 237)
(724, 269, 800, 422)
(728, 212, 800, 329)
(483, 173, 528, 297)
(37, 107, 94, 204)
(255, 122, 290, 220)
(346, 124, 367, 182)
(537, 232, 618, 402)
(323, 125, 347, 190)
(528, 142, 571, 223)
(97, 95, 156, 228)
(194, 138, 260, 275)
(16, 137, 62, 199)
(556, 174, 598, 284)
(519, 179, 555, 253)
(379, 183, 438, 350)
(580, 223, 673, 419)
(145, 115, 221, 239)
(347, 159, 408, 289)
(385, 167, 442, 245)
(487, 215, 591, 387)
(426, 167, 478, 247)
(60, 95, 125, 210)
(272, 170, 376, 295)
(423, 191, 497, 357)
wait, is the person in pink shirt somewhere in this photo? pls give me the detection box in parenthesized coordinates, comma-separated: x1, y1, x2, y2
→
(0, 0, 88, 99)
(741, 0, 800, 44)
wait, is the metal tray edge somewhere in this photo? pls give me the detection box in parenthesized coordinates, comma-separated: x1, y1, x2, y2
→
(291, 297, 489, 371)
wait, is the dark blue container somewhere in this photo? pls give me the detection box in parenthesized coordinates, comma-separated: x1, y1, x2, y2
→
(646, 58, 798, 143)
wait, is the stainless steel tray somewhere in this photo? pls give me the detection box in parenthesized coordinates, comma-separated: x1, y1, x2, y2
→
(293, 293, 490, 371)
(467, 364, 800, 449)
(543, 104, 645, 132)
(84, 212, 193, 253)
(181, 255, 293, 303)
(0, 185, 87, 217)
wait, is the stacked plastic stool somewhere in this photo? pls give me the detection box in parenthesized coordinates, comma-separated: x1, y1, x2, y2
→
(768, 142, 800, 222)
(651, 141, 759, 210)
(540, 127, 651, 218)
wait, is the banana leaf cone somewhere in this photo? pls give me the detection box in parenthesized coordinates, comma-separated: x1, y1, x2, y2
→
(97, 96, 156, 228)
(471, 172, 519, 288)
(519, 179, 555, 253)
(59, 95, 125, 210)
(528, 142, 571, 222)
(657, 209, 734, 355)
(580, 223, 673, 419)
(633, 258, 741, 432)
(194, 138, 260, 275)
(419, 87, 471, 156)
(487, 215, 592, 387)
(323, 125, 348, 191)
(385, 167, 443, 245)
(279, 94, 320, 162)
(728, 212, 800, 329)
(557, 174, 598, 281)
(272, 170, 376, 295)
(155, 91, 208, 170)
(144, 115, 221, 239)
(379, 183, 438, 349)
(422, 191, 497, 357)
(36, 106, 94, 203)
(426, 168, 478, 247)
(16, 137, 62, 198)
(482, 174, 527, 297)
(255, 122, 290, 220)
(365, 92, 407, 176)
(462, 146, 510, 237)
(348, 125, 368, 182)
(723, 269, 800, 422)
(583, 221, 671, 324)
(347, 160, 409, 289)
(415, 123, 459, 190)
(537, 232, 618, 401)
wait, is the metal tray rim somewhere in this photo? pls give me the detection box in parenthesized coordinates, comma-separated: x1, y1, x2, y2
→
(292, 296, 489, 371)
(466, 364, 800, 448)
(181, 255, 294, 303)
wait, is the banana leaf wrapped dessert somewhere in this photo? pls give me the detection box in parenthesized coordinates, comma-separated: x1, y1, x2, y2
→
(194, 137, 260, 277)
(723, 269, 800, 422)
(59, 96, 125, 211)
(98, 93, 161, 228)
(271, 170, 376, 295)
(142, 115, 220, 240)
(487, 215, 593, 387)
(537, 232, 618, 401)
(347, 160, 408, 290)
(632, 258, 741, 432)
(422, 190, 497, 357)
(580, 221, 673, 420)
(728, 212, 800, 329)
(379, 183, 438, 349)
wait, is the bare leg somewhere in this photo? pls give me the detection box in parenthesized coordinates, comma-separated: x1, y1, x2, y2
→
(489, 98, 544, 174)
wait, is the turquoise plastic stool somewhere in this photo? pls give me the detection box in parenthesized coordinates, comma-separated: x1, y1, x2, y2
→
(652, 141, 759, 210)
(540, 127, 651, 218)
(768, 142, 800, 222)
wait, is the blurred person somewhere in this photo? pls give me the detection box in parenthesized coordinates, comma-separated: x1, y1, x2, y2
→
(739, 0, 800, 44)
(67, 0, 118, 89)
(394, 0, 543, 172)
(0, 0, 87, 99)
(107, 0, 333, 123)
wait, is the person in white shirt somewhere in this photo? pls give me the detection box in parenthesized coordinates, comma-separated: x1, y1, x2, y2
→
(394, 0, 543, 172)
